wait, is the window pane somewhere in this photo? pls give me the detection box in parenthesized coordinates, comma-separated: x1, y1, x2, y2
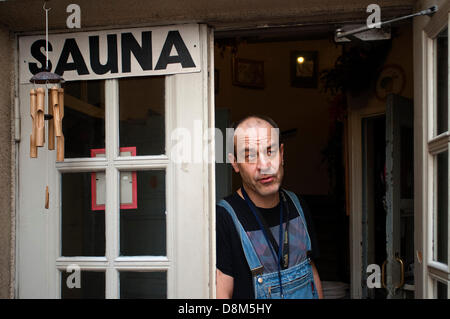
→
(61, 172, 105, 256)
(120, 170, 166, 256)
(61, 271, 105, 299)
(435, 151, 448, 264)
(435, 280, 448, 299)
(64, 80, 105, 158)
(120, 272, 166, 299)
(119, 76, 165, 156)
(436, 27, 448, 135)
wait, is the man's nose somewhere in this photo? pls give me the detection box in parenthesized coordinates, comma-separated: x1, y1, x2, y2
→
(257, 153, 272, 173)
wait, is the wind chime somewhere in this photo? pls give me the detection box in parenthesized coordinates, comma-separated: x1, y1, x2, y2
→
(29, 2, 65, 162)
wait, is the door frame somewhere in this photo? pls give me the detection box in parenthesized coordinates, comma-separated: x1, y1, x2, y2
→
(414, 0, 450, 299)
(348, 101, 385, 298)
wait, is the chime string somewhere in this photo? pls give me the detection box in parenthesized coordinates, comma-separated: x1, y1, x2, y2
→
(44, 3, 50, 71)
(46, 83, 49, 199)
(44, 3, 50, 207)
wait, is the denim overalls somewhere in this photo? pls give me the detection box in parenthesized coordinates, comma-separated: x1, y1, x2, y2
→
(218, 190, 318, 299)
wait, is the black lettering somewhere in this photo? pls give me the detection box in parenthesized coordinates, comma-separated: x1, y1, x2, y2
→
(55, 38, 89, 76)
(89, 34, 118, 75)
(29, 40, 52, 74)
(121, 31, 152, 73)
(155, 30, 195, 70)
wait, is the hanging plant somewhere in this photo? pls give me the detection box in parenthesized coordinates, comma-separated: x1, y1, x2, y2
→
(319, 39, 392, 197)
(320, 40, 392, 97)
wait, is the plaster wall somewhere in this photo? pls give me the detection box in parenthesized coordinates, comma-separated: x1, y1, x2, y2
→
(0, 25, 14, 299)
(0, 0, 415, 32)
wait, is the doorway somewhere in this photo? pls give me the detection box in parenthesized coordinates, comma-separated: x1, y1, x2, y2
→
(361, 115, 387, 299)
(213, 31, 351, 291)
(361, 95, 414, 299)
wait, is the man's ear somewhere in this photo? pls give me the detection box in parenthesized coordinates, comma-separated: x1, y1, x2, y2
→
(228, 153, 240, 173)
(280, 143, 284, 165)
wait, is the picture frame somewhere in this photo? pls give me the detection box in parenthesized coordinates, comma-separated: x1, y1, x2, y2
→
(232, 57, 265, 89)
(90, 146, 138, 211)
(375, 64, 406, 101)
(290, 51, 318, 88)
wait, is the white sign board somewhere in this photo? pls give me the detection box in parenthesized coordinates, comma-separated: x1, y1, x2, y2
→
(19, 24, 201, 83)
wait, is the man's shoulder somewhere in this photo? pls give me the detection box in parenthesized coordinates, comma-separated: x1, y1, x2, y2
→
(216, 193, 238, 216)
(216, 192, 243, 209)
(281, 189, 312, 215)
(217, 192, 237, 203)
(282, 189, 307, 203)
(281, 188, 299, 198)
(216, 192, 250, 223)
(216, 194, 242, 233)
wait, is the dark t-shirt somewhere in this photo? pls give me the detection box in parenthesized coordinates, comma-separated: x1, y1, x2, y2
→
(216, 191, 319, 299)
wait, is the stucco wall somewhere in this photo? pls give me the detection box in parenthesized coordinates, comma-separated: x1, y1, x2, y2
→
(0, 0, 415, 33)
(0, 25, 14, 299)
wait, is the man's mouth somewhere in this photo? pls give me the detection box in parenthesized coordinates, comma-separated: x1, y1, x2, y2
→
(258, 176, 275, 184)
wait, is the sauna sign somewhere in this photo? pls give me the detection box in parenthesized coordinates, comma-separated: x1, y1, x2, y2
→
(19, 24, 201, 83)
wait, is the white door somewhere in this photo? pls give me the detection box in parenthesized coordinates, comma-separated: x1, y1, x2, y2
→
(16, 24, 215, 298)
(414, 0, 450, 298)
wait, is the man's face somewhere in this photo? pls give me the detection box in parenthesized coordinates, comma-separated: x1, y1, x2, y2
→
(230, 118, 284, 198)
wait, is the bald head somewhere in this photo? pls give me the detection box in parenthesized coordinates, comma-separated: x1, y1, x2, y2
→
(231, 115, 281, 164)
(232, 115, 279, 131)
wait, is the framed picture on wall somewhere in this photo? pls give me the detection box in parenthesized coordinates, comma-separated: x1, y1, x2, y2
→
(290, 51, 318, 88)
(90, 147, 138, 211)
(375, 64, 406, 101)
(232, 57, 265, 89)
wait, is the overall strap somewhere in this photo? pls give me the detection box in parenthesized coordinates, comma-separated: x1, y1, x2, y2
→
(282, 190, 312, 251)
(218, 199, 264, 276)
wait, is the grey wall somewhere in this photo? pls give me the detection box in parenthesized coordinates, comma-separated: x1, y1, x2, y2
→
(0, 24, 14, 298)
(0, 0, 415, 33)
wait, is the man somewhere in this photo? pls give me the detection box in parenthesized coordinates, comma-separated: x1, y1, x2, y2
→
(216, 115, 323, 299)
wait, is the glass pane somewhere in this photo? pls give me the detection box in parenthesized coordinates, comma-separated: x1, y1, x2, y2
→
(119, 76, 165, 156)
(61, 172, 105, 256)
(61, 271, 105, 299)
(120, 272, 166, 299)
(435, 151, 448, 263)
(436, 280, 448, 299)
(436, 27, 448, 135)
(120, 170, 166, 256)
(63, 80, 105, 158)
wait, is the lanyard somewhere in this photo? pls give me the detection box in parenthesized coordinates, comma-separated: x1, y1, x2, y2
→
(241, 187, 290, 297)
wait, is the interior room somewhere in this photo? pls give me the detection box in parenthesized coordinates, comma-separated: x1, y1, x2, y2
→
(214, 22, 414, 297)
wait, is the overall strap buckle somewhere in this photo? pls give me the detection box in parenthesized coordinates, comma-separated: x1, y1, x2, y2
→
(251, 266, 264, 276)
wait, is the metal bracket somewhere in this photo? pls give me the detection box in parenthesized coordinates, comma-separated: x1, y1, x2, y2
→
(335, 5, 438, 42)
(335, 24, 391, 42)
